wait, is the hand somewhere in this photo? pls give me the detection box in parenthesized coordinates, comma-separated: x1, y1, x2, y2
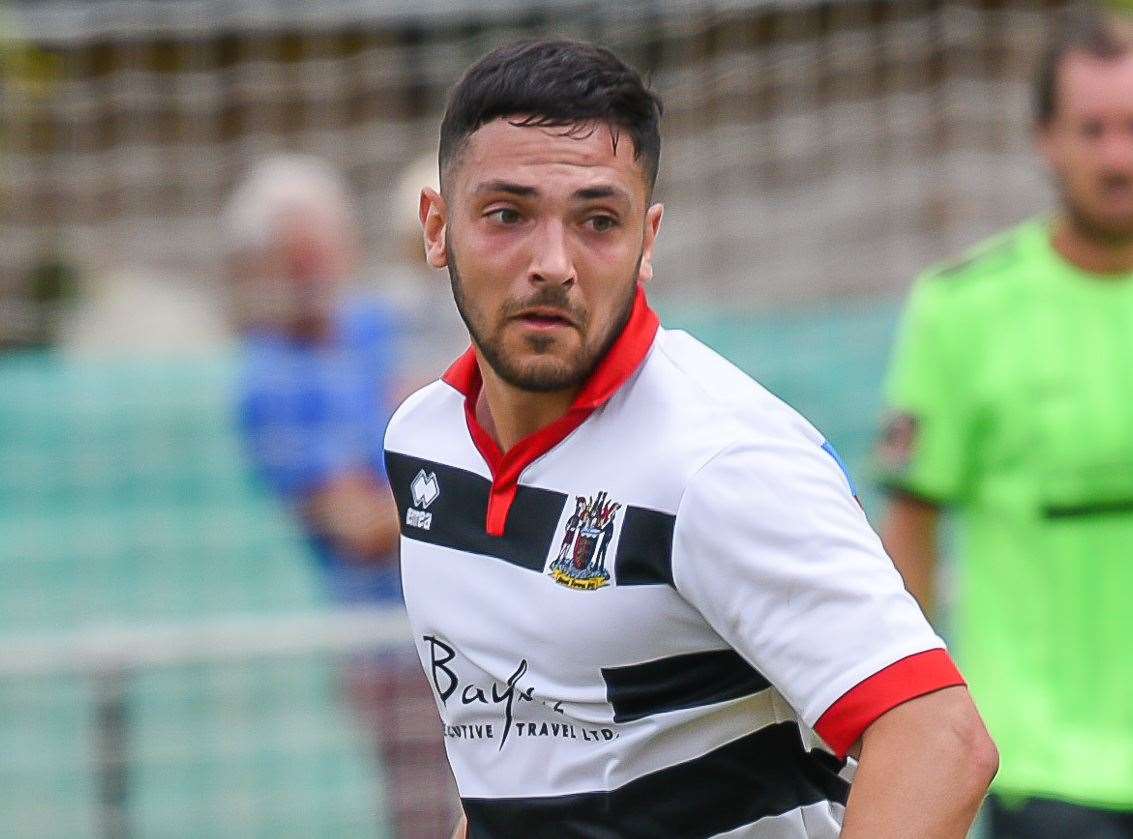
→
(302, 470, 401, 562)
(451, 814, 468, 839)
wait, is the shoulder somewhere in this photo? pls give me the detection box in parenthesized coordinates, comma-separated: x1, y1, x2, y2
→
(647, 328, 827, 450)
(912, 221, 1042, 311)
(927, 221, 1035, 283)
(627, 329, 840, 499)
(674, 430, 855, 535)
(384, 379, 461, 452)
(890, 223, 1046, 350)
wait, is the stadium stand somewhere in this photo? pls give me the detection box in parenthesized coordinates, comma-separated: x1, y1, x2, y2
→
(0, 356, 387, 837)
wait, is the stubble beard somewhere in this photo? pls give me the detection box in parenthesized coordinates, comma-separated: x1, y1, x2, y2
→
(1060, 175, 1133, 247)
(447, 243, 640, 394)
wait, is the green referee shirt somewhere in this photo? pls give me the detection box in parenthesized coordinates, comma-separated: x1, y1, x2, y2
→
(879, 218, 1133, 810)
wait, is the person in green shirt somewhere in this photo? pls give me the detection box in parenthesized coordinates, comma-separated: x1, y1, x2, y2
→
(878, 11, 1133, 839)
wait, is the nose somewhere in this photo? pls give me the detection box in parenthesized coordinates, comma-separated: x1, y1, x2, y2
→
(528, 219, 576, 286)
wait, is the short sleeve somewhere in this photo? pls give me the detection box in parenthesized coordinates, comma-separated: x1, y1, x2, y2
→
(672, 436, 964, 758)
(876, 277, 977, 504)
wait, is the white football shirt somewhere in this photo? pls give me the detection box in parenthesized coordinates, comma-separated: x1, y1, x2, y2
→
(384, 287, 964, 838)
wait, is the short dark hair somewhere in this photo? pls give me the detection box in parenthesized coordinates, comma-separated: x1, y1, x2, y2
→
(438, 38, 663, 194)
(1035, 10, 1132, 126)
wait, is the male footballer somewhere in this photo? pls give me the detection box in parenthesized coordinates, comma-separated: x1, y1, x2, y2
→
(385, 39, 997, 838)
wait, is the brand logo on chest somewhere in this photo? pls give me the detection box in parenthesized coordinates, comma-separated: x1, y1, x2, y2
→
(545, 490, 622, 591)
(407, 469, 440, 530)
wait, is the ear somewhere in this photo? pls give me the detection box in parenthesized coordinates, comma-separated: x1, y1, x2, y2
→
(1035, 122, 1058, 171)
(420, 187, 448, 269)
(637, 203, 665, 285)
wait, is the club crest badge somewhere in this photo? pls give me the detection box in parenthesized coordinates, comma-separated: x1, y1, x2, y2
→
(546, 491, 621, 591)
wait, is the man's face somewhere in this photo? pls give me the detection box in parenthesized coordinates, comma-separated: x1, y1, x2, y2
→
(1040, 51, 1133, 242)
(236, 209, 356, 338)
(420, 119, 663, 392)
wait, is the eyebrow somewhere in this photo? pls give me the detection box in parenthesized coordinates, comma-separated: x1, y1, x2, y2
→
(573, 185, 631, 204)
(473, 180, 538, 197)
(471, 180, 632, 205)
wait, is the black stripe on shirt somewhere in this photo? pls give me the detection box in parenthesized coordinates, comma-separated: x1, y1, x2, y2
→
(462, 721, 849, 839)
(613, 506, 675, 586)
(603, 649, 772, 723)
(386, 451, 677, 585)
(386, 451, 562, 572)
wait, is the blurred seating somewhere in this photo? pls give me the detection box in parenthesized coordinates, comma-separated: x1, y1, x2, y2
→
(0, 351, 386, 838)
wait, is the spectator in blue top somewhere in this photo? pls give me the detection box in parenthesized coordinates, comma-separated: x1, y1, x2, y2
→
(227, 154, 402, 603)
(225, 154, 458, 836)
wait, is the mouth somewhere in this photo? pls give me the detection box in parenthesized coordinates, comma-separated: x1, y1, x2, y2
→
(513, 307, 576, 331)
(1100, 177, 1133, 197)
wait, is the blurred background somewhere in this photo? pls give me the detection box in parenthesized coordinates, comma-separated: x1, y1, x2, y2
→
(0, 0, 1076, 836)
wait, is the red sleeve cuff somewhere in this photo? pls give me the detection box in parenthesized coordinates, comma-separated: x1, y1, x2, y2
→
(814, 648, 966, 759)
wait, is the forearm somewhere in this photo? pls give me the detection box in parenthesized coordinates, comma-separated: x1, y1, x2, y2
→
(839, 687, 997, 839)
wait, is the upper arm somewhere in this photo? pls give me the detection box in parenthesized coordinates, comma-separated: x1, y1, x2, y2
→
(839, 686, 998, 838)
(672, 436, 965, 758)
(858, 685, 990, 758)
(882, 493, 942, 551)
(852, 684, 999, 806)
(879, 492, 944, 613)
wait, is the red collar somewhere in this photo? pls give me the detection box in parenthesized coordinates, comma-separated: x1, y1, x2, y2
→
(443, 284, 660, 536)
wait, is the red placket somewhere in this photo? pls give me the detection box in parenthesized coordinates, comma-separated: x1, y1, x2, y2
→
(442, 285, 660, 536)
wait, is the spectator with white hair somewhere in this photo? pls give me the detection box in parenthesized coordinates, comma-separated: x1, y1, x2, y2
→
(228, 153, 402, 588)
(227, 153, 458, 837)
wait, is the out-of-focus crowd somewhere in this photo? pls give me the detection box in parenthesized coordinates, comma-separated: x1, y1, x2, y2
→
(2, 151, 468, 837)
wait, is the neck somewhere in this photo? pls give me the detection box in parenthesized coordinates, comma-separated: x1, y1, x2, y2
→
(475, 361, 580, 453)
(1051, 215, 1133, 276)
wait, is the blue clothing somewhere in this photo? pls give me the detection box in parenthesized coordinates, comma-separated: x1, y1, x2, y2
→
(237, 297, 402, 604)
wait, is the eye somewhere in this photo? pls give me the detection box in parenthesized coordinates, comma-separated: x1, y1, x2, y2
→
(487, 208, 522, 225)
(587, 215, 618, 233)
